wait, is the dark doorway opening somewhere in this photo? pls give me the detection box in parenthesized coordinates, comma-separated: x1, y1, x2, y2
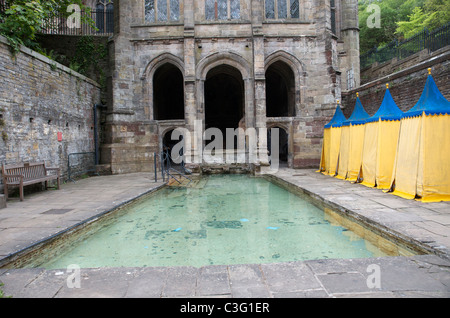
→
(204, 65, 244, 149)
(268, 127, 289, 165)
(154, 63, 185, 120)
(163, 129, 184, 167)
(266, 61, 296, 117)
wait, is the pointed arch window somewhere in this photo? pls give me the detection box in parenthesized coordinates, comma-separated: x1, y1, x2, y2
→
(96, 0, 114, 33)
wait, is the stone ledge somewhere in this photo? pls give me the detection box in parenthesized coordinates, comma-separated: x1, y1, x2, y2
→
(0, 35, 101, 88)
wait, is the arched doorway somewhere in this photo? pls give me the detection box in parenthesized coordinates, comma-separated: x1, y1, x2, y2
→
(162, 129, 184, 167)
(204, 64, 244, 149)
(265, 60, 296, 117)
(268, 127, 289, 166)
(153, 63, 185, 120)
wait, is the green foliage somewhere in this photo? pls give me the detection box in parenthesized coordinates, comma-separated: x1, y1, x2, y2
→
(71, 36, 107, 81)
(358, 0, 450, 54)
(0, 0, 92, 56)
(0, 1, 47, 55)
(396, 7, 429, 38)
(359, 0, 426, 54)
(396, 0, 450, 37)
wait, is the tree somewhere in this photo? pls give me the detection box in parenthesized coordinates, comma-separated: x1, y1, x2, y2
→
(396, 7, 428, 38)
(359, 0, 426, 53)
(396, 0, 450, 37)
(0, 0, 92, 56)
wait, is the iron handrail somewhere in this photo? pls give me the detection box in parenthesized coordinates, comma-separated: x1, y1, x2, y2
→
(361, 22, 450, 69)
(160, 147, 192, 185)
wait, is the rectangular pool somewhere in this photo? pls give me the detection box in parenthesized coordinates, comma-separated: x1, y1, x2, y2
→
(32, 175, 413, 269)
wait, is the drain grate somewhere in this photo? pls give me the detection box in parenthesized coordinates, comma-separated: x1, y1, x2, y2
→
(41, 209, 73, 215)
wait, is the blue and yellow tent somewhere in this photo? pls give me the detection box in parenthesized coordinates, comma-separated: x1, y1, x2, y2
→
(390, 69, 450, 202)
(360, 84, 403, 189)
(319, 101, 347, 176)
(336, 94, 370, 181)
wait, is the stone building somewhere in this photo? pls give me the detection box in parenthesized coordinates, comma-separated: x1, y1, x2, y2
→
(98, 0, 360, 174)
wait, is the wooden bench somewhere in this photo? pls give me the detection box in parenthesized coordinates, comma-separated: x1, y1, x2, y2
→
(2, 162, 60, 201)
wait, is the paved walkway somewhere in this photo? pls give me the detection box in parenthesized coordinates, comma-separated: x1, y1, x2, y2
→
(0, 169, 449, 298)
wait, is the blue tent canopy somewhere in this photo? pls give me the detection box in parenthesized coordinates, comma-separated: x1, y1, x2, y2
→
(366, 87, 403, 123)
(341, 97, 369, 126)
(404, 74, 450, 118)
(324, 105, 347, 128)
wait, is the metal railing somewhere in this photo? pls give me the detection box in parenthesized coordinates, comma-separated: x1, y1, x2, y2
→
(40, 9, 114, 36)
(361, 22, 450, 69)
(159, 146, 192, 185)
(0, 2, 114, 36)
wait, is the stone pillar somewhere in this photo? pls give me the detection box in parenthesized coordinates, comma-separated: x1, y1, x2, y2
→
(339, 0, 360, 90)
(101, 0, 159, 174)
(183, 0, 200, 168)
(251, 0, 269, 166)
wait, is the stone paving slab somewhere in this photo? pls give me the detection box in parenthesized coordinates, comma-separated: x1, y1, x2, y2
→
(1, 255, 449, 298)
(0, 169, 449, 298)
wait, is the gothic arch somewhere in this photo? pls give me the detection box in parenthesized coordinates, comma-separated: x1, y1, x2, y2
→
(265, 50, 306, 116)
(196, 51, 252, 81)
(264, 50, 304, 77)
(141, 52, 185, 80)
(196, 51, 254, 130)
(141, 53, 185, 120)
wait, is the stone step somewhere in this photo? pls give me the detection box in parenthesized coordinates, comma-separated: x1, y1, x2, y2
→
(167, 176, 197, 188)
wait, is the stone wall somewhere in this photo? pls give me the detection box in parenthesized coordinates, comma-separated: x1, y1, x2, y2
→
(342, 49, 450, 118)
(361, 46, 450, 85)
(0, 35, 102, 187)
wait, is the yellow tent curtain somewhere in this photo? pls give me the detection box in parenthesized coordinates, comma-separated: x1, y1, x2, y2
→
(375, 120, 401, 190)
(391, 113, 450, 202)
(319, 103, 346, 176)
(335, 96, 369, 181)
(327, 127, 342, 176)
(361, 86, 403, 189)
(319, 127, 345, 176)
(390, 72, 450, 202)
(318, 128, 330, 173)
(336, 125, 349, 180)
(360, 121, 378, 187)
(346, 123, 366, 182)
(361, 119, 401, 189)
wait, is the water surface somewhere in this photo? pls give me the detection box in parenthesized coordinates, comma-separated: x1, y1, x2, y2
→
(42, 175, 388, 268)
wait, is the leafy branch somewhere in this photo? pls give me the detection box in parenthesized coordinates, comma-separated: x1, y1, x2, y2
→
(0, 0, 94, 56)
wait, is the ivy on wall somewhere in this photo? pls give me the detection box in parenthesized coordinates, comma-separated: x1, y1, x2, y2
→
(70, 36, 108, 88)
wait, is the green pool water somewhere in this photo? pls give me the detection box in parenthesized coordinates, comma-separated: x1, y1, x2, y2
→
(41, 175, 388, 269)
